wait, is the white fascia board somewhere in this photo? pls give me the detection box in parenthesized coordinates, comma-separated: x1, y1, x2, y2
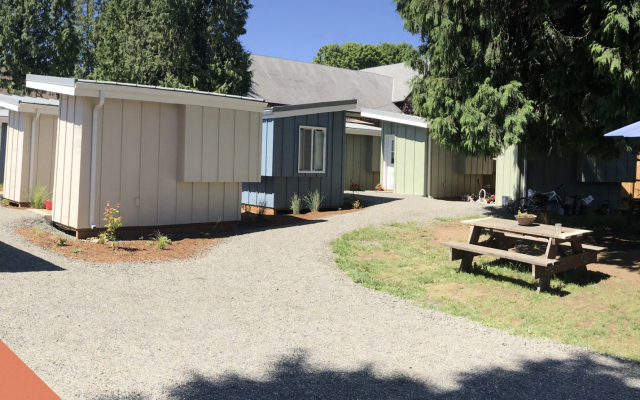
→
(264, 103, 357, 119)
(26, 80, 76, 95)
(18, 104, 59, 115)
(346, 127, 381, 137)
(0, 99, 19, 112)
(74, 85, 267, 113)
(360, 108, 430, 129)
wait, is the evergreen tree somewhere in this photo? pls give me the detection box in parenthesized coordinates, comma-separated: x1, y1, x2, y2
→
(75, 0, 101, 79)
(0, 0, 80, 94)
(395, 0, 640, 158)
(92, 0, 253, 96)
(313, 42, 415, 70)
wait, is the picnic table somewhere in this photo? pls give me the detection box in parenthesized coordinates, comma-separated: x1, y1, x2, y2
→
(441, 217, 605, 293)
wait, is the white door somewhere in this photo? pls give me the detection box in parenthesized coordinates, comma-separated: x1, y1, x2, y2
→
(385, 135, 395, 191)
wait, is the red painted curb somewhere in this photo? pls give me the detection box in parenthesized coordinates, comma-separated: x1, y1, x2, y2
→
(0, 340, 60, 400)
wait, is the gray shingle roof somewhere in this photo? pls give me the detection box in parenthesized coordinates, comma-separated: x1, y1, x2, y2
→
(249, 55, 402, 113)
(360, 63, 415, 102)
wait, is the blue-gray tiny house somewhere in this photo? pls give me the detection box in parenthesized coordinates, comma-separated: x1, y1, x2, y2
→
(242, 100, 356, 211)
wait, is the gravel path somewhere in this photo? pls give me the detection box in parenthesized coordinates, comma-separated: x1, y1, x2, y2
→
(1, 194, 639, 399)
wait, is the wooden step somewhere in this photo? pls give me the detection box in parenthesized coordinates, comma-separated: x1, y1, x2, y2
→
(441, 241, 557, 267)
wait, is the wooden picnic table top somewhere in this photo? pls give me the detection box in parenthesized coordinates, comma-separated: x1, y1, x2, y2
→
(461, 217, 592, 240)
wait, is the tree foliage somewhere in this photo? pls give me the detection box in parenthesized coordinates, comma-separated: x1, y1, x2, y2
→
(395, 0, 640, 158)
(92, 0, 253, 95)
(0, 0, 80, 94)
(313, 42, 415, 70)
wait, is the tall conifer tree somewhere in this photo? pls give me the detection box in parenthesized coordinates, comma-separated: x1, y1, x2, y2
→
(92, 0, 253, 96)
(0, 0, 80, 94)
(395, 0, 640, 158)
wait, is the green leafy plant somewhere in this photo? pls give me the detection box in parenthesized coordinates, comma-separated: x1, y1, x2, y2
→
(2, 199, 9, 205)
(517, 209, 536, 219)
(375, 183, 383, 191)
(97, 232, 108, 245)
(303, 190, 326, 213)
(151, 230, 172, 250)
(352, 200, 362, 210)
(56, 236, 67, 246)
(103, 201, 123, 246)
(32, 227, 43, 237)
(70, 248, 82, 254)
(290, 193, 302, 215)
(28, 184, 51, 209)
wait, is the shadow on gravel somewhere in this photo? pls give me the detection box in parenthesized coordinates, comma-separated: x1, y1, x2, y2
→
(96, 350, 639, 400)
(0, 241, 65, 272)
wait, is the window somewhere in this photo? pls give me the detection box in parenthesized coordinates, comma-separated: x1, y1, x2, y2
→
(298, 126, 326, 173)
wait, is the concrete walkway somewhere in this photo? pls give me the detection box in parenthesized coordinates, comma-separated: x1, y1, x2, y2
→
(0, 195, 639, 399)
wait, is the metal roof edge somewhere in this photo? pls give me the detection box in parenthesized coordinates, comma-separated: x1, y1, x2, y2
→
(360, 108, 430, 129)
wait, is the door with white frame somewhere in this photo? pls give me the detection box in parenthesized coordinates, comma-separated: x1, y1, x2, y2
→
(384, 135, 395, 191)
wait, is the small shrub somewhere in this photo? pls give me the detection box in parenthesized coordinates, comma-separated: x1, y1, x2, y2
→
(56, 236, 67, 246)
(350, 183, 362, 192)
(28, 184, 51, 209)
(256, 200, 268, 220)
(97, 232, 107, 245)
(290, 193, 302, 215)
(103, 201, 123, 245)
(352, 200, 362, 210)
(32, 227, 43, 237)
(303, 190, 326, 212)
(2, 199, 9, 205)
(151, 230, 172, 249)
(139, 236, 144, 240)
(70, 248, 82, 254)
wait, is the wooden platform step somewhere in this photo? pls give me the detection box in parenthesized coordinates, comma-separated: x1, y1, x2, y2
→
(441, 241, 557, 267)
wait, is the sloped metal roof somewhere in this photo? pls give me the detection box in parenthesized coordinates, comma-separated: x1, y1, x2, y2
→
(360, 63, 416, 103)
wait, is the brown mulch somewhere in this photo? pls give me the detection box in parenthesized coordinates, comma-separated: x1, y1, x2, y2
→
(16, 227, 220, 263)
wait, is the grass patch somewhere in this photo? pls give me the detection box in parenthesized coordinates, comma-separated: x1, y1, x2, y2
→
(331, 217, 640, 362)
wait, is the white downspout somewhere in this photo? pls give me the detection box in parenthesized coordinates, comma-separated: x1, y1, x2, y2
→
(90, 91, 105, 229)
(426, 132, 434, 198)
(28, 109, 41, 192)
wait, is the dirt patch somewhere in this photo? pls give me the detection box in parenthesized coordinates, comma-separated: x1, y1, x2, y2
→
(16, 227, 219, 263)
(423, 221, 489, 245)
(588, 250, 640, 282)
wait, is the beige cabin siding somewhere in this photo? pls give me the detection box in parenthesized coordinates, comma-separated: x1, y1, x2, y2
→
(53, 96, 248, 230)
(2, 110, 57, 203)
(179, 105, 262, 183)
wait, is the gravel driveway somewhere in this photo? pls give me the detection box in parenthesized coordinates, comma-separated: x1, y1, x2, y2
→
(1, 194, 639, 399)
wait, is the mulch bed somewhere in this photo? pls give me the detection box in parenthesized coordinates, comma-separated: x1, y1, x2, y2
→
(16, 227, 220, 263)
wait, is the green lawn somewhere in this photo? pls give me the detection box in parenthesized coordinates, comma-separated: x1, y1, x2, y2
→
(331, 216, 640, 362)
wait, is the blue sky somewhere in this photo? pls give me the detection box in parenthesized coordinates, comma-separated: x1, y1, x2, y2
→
(242, 0, 421, 62)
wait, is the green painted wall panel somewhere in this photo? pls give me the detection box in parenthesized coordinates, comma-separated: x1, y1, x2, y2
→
(344, 133, 380, 190)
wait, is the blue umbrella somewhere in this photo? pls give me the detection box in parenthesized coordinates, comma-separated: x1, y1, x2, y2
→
(604, 120, 640, 137)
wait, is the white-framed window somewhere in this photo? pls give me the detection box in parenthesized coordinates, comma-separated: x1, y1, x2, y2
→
(298, 126, 326, 173)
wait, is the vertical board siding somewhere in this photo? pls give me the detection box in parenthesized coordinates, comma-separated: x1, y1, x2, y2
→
(119, 100, 143, 226)
(233, 110, 250, 182)
(578, 153, 636, 183)
(344, 134, 380, 190)
(98, 98, 123, 227)
(249, 112, 262, 182)
(218, 108, 235, 182)
(183, 105, 203, 182)
(53, 97, 67, 222)
(139, 102, 161, 227)
(202, 107, 220, 182)
(158, 103, 179, 226)
(61, 98, 76, 225)
(380, 122, 426, 196)
(495, 145, 522, 205)
(429, 140, 485, 199)
(0, 122, 6, 185)
(244, 111, 346, 209)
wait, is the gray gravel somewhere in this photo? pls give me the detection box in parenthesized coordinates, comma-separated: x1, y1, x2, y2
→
(1, 194, 639, 399)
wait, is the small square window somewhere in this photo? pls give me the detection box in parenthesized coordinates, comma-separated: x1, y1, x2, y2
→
(298, 126, 326, 173)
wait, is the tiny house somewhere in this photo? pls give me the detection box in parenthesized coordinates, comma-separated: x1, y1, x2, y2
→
(242, 100, 355, 212)
(361, 109, 494, 198)
(26, 74, 266, 238)
(0, 95, 59, 204)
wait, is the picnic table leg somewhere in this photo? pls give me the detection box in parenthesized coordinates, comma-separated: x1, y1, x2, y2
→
(570, 239, 588, 273)
(537, 239, 558, 294)
(459, 226, 482, 273)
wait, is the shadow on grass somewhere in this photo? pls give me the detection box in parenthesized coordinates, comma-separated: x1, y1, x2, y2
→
(473, 258, 610, 296)
(95, 350, 640, 400)
(0, 240, 64, 273)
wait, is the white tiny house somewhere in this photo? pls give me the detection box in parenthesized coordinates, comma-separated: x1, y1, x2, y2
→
(26, 75, 266, 238)
(0, 94, 59, 204)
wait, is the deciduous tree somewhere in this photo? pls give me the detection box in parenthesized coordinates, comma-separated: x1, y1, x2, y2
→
(313, 42, 414, 70)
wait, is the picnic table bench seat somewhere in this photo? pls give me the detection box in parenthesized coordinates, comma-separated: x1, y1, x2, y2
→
(441, 241, 558, 267)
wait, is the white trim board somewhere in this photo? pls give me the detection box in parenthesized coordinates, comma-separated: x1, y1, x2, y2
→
(264, 100, 357, 119)
(298, 126, 327, 174)
(361, 108, 430, 129)
(26, 75, 267, 113)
